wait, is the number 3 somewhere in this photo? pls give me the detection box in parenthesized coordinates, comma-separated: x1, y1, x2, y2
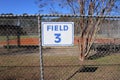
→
(54, 33, 61, 43)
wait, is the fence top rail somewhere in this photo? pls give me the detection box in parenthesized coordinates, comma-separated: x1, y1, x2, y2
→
(0, 14, 120, 18)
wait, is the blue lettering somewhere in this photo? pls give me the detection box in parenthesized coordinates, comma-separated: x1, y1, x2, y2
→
(55, 25, 58, 31)
(47, 24, 69, 31)
(64, 25, 68, 31)
(54, 33, 61, 43)
(47, 25, 53, 31)
(60, 25, 63, 31)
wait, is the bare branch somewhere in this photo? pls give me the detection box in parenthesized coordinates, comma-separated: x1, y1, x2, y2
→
(36, 0, 120, 61)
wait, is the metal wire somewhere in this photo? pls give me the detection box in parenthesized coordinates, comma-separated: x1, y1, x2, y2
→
(1, 14, 120, 18)
(0, 15, 120, 80)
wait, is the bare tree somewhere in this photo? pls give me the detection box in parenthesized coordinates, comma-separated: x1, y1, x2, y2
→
(36, 0, 80, 14)
(36, 0, 120, 61)
(78, 0, 120, 61)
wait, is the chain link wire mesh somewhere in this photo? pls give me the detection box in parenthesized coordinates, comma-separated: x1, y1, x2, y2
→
(0, 15, 40, 80)
(0, 15, 120, 80)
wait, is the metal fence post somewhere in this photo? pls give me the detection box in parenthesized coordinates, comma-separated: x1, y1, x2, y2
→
(6, 33, 10, 50)
(38, 15, 44, 80)
(17, 19, 21, 48)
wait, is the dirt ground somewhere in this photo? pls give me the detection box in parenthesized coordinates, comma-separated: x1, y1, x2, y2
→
(1, 37, 120, 46)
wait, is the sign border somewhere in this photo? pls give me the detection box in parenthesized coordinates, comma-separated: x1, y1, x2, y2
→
(42, 22, 74, 46)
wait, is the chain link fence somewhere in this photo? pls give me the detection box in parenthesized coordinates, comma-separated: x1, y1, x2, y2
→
(0, 15, 120, 80)
(0, 15, 40, 80)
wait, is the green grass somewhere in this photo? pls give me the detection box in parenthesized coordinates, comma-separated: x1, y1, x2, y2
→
(0, 53, 120, 80)
(0, 36, 7, 41)
(95, 54, 120, 64)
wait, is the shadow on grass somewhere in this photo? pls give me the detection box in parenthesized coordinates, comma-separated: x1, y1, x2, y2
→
(87, 50, 120, 60)
(87, 51, 111, 60)
(66, 66, 98, 80)
(88, 44, 120, 60)
(0, 45, 51, 55)
(0, 46, 39, 55)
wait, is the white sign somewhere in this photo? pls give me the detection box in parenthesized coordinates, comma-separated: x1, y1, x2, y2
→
(42, 22, 74, 46)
